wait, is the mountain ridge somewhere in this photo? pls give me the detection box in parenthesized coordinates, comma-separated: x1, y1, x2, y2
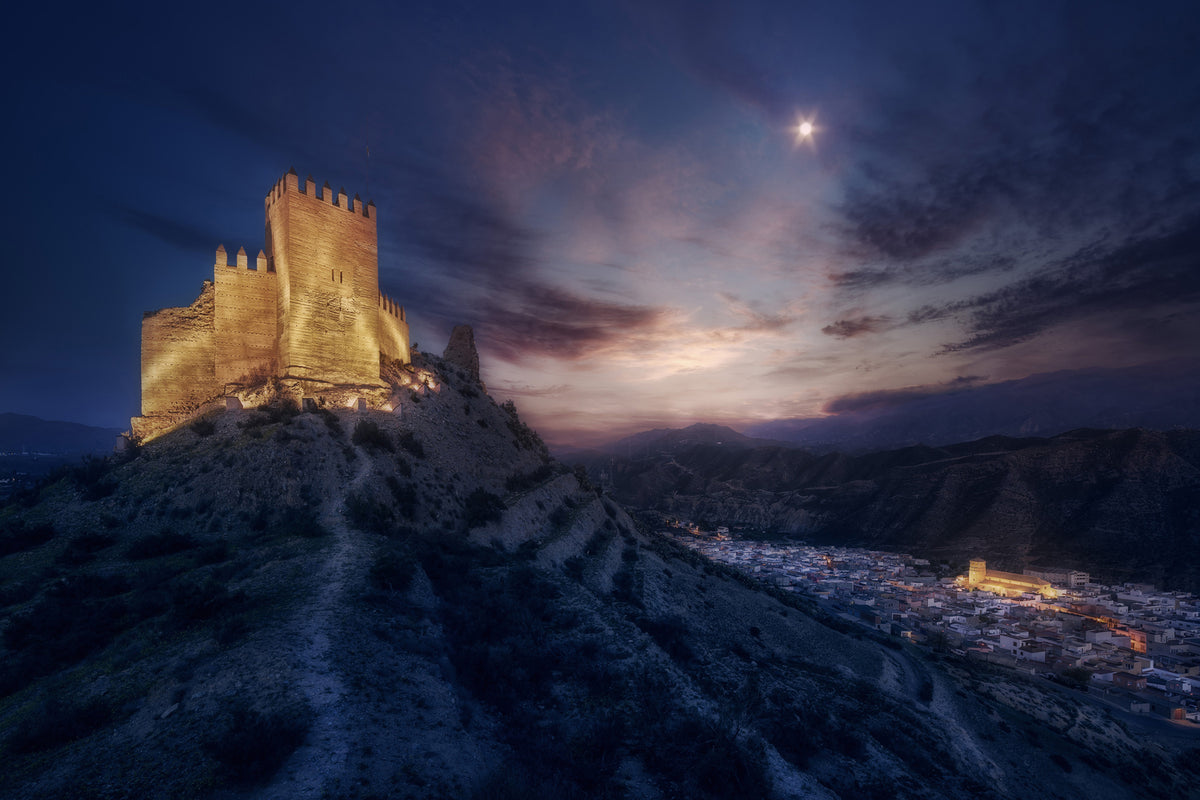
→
(587, 426, 1200, 592)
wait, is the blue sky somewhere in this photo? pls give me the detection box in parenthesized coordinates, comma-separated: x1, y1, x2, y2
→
(2, 1, 1198, 445)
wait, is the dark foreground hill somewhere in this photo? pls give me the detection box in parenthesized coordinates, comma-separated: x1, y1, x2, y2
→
(1, 354, 1197, 798)
(590, 428, 1200, 592)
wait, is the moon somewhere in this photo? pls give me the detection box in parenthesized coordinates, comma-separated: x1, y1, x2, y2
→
(798, 121, 813, 138)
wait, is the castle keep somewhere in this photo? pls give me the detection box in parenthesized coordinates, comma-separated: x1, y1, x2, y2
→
(132, 169, 410, 440)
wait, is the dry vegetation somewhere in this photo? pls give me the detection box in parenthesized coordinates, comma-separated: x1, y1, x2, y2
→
(0, 352, 1195, 799)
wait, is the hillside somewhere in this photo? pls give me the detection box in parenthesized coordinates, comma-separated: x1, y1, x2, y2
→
(1, 352, 1196, 798)
(591, 428, 1200, 592)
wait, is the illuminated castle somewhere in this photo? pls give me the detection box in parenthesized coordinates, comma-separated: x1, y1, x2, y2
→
(966, 559, 1057, 599)
(131, 169, 410, 440)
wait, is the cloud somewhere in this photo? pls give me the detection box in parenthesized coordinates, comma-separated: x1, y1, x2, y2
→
(827, 268, 896, 291)
(944, 214, 1200, 353)
(626, 0, 792, 121)
(822, 375, 985, 415)
(114, 205, 223, 253)
(490, 382, 572, 398)
(718, 292, 797, 333)
(474, 281, 672, 363)
(833, 7, 1200, 283)
(821, 316, 892, 339)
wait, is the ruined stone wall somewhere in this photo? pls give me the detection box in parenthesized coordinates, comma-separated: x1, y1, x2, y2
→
(140, 281, 218, 416)
(378, 294, 411, 364)
(265, 171, 380, 386)
(213, 245, 278, 386)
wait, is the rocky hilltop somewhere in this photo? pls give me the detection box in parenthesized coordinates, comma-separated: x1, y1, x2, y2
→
(1, 350, 1196, 798)
(592, 428, 1200, 592)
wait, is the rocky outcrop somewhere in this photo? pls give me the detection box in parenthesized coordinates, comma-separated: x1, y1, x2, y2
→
(442, 324, 481, 383)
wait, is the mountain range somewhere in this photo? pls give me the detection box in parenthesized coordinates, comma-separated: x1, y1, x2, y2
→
(583, 425, 1200, 593)
(741, 359, 1200, 453)
(0, 414, 121, 456)
(2, 346, 1194, 798)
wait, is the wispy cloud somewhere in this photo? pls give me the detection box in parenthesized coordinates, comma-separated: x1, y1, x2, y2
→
(821, 316, 893, 339)
(822, 375, 985, 415)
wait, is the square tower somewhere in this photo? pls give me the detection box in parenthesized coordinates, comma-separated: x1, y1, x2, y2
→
(265, 169, 381, 386)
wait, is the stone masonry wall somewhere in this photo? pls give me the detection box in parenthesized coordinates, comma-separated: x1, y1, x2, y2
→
(140, 281, 218, 415)
(266, 173, 380, 386)
(214, 246, 278, 386)
(379, 296, 410, 364)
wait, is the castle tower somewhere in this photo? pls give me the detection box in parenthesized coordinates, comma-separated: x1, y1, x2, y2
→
(265, 168, 382, 386)
(132, 170, 410, 443)
(968, 559, 986, 587)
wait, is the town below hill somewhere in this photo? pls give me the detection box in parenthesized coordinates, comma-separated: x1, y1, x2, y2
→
(660, 520, 1200, 727)
(580, 426, 1200, 594)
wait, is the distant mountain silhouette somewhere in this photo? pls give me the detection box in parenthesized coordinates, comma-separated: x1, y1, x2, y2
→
(600, 422, 795, 458)
(0, 413, 121, 455)
(744, 359, 1200, 452)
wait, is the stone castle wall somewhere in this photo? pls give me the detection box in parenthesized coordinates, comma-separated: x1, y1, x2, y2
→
(132, 169, 412, 441)
(379, 294, 410, 364)
(266, 173, 380, 385)
(214, 245, 278, 386)
(140, 282, 219, 417)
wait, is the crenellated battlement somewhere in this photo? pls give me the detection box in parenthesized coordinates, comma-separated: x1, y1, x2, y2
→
(263, 166, 374, 220)
(134, 170, 410, 442)
(215, 246, 275, 274)
(379, 293, 406, 321)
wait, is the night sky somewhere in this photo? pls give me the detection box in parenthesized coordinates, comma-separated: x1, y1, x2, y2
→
(3, 1, 1199, 446)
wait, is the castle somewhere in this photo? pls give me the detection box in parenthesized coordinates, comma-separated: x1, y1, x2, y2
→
(966, 559, 1057, 599)
(131, 169, 410, 440)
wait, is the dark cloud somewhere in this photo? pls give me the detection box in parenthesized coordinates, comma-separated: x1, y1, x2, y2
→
(114, 205, 223, 254)
(474, 281, 669, 363)
(822, 375, 985, 415)
(834, 6, 1200, 280)
(827, 268, 896, 291)
(821, 316, 892, 339)
(945, 214, 1200, 353)
(491, 382, 572, 398)
(838, 162, 1009, 262)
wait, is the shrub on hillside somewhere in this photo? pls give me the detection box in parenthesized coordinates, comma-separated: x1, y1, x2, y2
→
(57, 531, 117, 565)
(504, 463, 555, 493)
(386, 476, 418, 518)
(72, 455, 118, 501)
(500, 400, 549, 461)
(370, 547, 416, 593)
(398, 430, 426, 459)
(7, 696, 113, 754)
(464, 489, 506, 530)
(0, 520, 56, 557)
(206, 703, 310, 786)
(190, 418, 216, 437)
(346, 491, 394, 535)
(352, 420, 393, 452)
(124, 530, 198, 560)
(274, 507, 329, 539)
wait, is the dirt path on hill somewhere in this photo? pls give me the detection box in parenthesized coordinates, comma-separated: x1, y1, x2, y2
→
(260, 446, 373, 800)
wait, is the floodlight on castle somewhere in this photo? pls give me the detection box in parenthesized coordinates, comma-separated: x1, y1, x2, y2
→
(131, 169, 411, 441)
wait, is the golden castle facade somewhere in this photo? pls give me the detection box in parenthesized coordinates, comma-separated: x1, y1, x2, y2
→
(131, 169, 410, 440)
(966, 559, 1057, 599)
